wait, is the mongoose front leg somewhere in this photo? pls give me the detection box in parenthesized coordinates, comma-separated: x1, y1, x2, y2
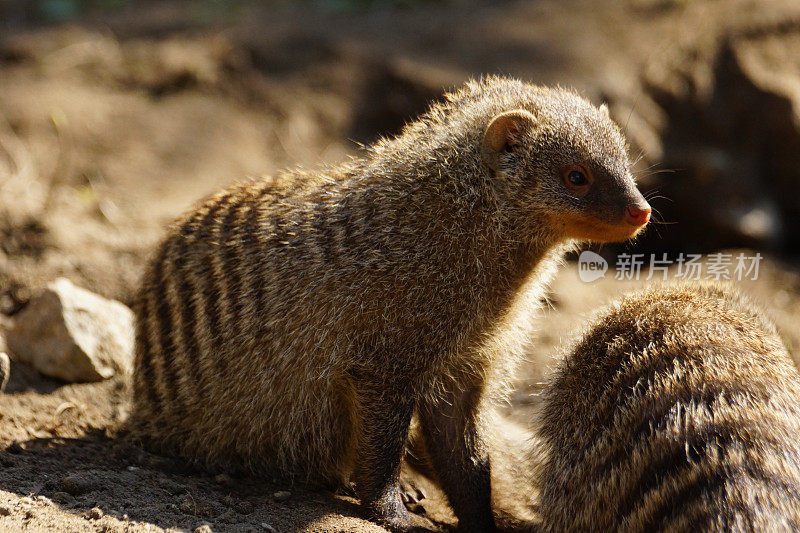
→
(419, 382, 495, 532)
(353, 380, 435, 532)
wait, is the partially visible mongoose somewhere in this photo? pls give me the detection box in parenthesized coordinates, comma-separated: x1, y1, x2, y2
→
(129, 76, 651, 531)
(538, 283, 800, 532)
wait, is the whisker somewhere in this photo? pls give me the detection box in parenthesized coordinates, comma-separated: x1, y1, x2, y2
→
(644, 195, 673, 204)
(624, 92, 642, 133)
(637, 169, 678, 178)
(631, 149, 647, 168)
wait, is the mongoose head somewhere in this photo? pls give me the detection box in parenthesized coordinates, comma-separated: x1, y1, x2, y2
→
(481, 88, 650, 243)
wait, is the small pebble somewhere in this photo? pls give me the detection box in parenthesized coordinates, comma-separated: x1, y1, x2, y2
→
(60, 473, 97, 495)
(52, 491, 74, 504)
(0, 505, 10, 516)
(24, 509, 35, 519)
(261, 524, 277, 533)
(88, 507, 104, 519)
(272, 490, 291, 503)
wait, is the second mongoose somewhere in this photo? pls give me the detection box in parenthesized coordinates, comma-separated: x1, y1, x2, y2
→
(538, 283, 800, 532)
(129, 76, 651, 531)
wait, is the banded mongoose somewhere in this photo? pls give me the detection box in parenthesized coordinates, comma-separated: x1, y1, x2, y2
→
(129, 76, 651, 531)
(538, 283, 800, 532)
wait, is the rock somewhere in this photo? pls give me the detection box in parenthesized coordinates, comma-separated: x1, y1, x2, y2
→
(88, 507, 104, 519)
(52, 491, 74, 504)
(261, 524, 277, 533)
(6, 278, 134, 382)
(272, 490, 291, 503)
(0, 352, 9, 393)
(194, 523, 213, 533)
(0, 505, 10, 516)
(60, 472, 98, 495)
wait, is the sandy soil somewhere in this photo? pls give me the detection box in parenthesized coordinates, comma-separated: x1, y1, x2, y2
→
(1, 1, 799, 531)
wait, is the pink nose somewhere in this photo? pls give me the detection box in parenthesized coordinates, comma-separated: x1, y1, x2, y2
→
(625, 204, 651, 227)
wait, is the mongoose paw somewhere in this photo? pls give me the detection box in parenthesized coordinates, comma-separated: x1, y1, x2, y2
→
(368, 498, 438, 532)
(399, 477, 427, 514)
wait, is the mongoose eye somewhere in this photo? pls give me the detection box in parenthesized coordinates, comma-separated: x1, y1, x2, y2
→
(567, 170, 587, 186)
(563, 166, 592, 194)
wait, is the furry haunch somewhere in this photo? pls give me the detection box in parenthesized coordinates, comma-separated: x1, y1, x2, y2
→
(538, 283, 800, 532)
(130, 76, 648, 531)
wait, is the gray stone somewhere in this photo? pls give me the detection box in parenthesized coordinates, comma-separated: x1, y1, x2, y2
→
(272, 490, 291, 503)
(60, 472, 98, 495)
(7, 278, 134, 382)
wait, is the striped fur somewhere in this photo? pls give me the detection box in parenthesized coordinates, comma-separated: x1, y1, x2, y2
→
(538, 283, 800, 532)
(129, 76, 647, 530)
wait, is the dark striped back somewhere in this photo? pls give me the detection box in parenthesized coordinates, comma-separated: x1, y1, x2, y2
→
(538, 283, 800, 533)
(130, 183, 272, 447)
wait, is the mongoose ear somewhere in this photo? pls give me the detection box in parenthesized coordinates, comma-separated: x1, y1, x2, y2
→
(599, 103, 610, 119)
(481, 109, 537, 171)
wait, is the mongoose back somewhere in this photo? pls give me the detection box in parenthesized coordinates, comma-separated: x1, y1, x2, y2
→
(538, 283, 800, 532)
(129, 76, 651, 531)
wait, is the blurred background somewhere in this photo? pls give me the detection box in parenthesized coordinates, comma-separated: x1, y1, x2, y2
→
(1, 2, 800, 531)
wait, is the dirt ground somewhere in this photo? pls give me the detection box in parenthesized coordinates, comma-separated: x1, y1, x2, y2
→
(1, 0, 799, 531)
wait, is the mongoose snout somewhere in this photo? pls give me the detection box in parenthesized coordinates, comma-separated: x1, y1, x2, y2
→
(624, 203, 651, 227)
(538, 283, 800, 532)
(130, 76, 647, 532)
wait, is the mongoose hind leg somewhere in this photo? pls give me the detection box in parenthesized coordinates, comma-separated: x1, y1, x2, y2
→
(419, 380, 495, 532)
(353, 378, 438, 532)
